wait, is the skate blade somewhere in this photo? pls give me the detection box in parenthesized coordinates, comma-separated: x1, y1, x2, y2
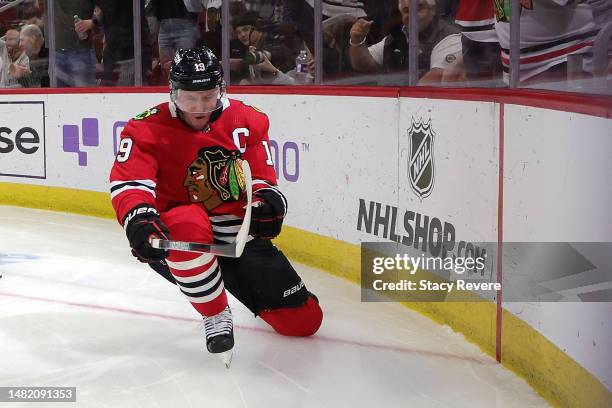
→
(218, 350, 233, 368)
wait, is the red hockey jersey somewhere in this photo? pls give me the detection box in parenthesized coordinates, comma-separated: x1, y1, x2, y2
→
(455, 0, 497, 43)
(110, 98, 285, 244)
(455, 0, 495, 30)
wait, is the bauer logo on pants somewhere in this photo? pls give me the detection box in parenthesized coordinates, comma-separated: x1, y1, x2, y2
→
(0, 101, 46, 179)
(407, 117, 435, 199)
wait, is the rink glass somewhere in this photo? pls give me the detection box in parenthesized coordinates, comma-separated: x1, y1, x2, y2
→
(1, 0, 609, 94)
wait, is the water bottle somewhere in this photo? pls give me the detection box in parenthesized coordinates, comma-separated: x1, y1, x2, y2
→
(73, 15, 88, 40)
(295, 50, 309, 84)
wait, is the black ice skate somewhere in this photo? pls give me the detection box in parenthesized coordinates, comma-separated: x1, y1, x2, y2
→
(203, 306, 234, 368)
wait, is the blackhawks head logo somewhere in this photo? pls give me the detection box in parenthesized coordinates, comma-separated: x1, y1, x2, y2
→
(184, 146, 246, 210)
(133, 107, 159, 121)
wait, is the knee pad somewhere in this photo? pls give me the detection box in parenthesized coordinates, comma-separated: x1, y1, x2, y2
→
(259, 295, 322, 337)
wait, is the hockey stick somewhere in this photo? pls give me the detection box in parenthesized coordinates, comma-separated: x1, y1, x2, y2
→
(149, 160, 252, 258)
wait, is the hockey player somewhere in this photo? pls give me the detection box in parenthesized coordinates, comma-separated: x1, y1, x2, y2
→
(109, 46, 322, 365)
(494, 0, 599, 84)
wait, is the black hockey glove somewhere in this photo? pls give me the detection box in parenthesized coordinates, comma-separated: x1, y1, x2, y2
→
(249, 189, 286, 239)
(123, 205, 170, 263)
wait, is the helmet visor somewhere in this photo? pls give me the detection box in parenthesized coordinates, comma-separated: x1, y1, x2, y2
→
(173, 87, 222, 114)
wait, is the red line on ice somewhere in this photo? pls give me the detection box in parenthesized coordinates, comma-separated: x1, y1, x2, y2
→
(0, 291, 492, 365)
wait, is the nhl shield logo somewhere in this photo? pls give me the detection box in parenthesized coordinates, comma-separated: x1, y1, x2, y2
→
(407, 117, 435, 199)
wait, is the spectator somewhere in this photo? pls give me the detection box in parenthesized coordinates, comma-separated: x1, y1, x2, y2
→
(227, 1, 252, 84)
(54, 0, 97, 87)
(282, 0, 368, 53)
(321, 13, 357, 77)
(349, 0, 461, 84)
(147, 0, 199, 80)
(232, 12, 305, 84)
(198, 0, 222, 57)
(4, 29, 22, 61)
(275, 1, 398, 82)
(0, 34, 14, 87)
(0, 29, 29, 88)
(77, 0, 152, 86)
(17, 24, 48, 88)
(282, 0, 316, 52)
(19, 0, 45, 32)
(363, 0, 403, 43)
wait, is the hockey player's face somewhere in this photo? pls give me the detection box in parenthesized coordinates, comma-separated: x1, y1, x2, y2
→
(175, 88, 220, 130)
(184, 158, 214, 202)
(182, 109, 213, 130)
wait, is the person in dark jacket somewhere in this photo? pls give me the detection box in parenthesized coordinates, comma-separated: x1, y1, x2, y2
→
(349, 0, 461, 84)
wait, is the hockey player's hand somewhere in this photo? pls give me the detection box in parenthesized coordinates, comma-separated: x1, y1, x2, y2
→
(249, 189, 285, 239)
(123, 205, 170, 263)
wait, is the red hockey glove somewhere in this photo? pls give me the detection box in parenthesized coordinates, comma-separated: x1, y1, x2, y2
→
(249, 189, 286, 239)
(123, 205, 170, 263)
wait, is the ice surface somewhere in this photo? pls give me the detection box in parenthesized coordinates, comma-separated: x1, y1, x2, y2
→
(0, 206, 549, 407)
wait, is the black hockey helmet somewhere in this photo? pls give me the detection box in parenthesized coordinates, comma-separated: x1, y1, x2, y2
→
(169, 47, 224, 91)
(169, 47, 227, 119)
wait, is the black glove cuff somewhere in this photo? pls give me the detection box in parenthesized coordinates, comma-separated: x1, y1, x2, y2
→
(254, 189, 286, 217)
(123, 204, 160, 234)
